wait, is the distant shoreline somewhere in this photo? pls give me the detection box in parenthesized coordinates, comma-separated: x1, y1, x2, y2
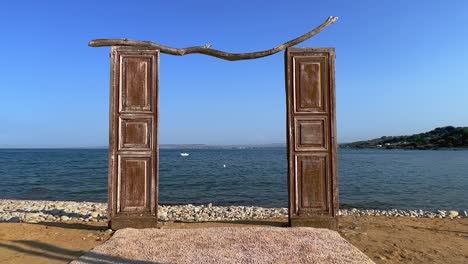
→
(339, 146, 468, 151)
(340, 126, 468, 150)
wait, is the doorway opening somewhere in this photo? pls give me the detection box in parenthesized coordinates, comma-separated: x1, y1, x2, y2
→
(157, 55, 288, 215)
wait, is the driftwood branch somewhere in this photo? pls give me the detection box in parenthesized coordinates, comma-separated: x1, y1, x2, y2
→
(89, 16, 338, 61)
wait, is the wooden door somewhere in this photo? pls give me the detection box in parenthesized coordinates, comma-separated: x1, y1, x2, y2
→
(285, 48, 338, 228)
(108, 47, 159, 229)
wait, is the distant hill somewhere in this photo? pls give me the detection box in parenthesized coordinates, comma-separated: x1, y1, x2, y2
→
(340, 126, 468, 150)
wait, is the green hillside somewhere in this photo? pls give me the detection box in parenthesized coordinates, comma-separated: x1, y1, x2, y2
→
(340, 126, 468, 150)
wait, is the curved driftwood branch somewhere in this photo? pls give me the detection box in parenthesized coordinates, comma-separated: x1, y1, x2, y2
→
(89, 16, 338, 61)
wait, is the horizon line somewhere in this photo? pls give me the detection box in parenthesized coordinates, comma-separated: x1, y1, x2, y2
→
(0, 143, 291, 149)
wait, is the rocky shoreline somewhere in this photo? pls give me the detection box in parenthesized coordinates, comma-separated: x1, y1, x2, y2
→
(0, 199, 466, 223)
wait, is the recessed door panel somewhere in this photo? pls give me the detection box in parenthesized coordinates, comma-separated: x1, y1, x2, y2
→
(119, 156, 151, 212)
(295, 117, 328, 151)
(120, 57, 152, 112)
(293, 55, 328, 113)
(296, 155, 328, 212)
(119, 117, 152, 150)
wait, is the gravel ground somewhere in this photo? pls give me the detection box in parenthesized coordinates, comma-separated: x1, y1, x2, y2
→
(71, 227, 374, 264)
(0, 199, 466, 223)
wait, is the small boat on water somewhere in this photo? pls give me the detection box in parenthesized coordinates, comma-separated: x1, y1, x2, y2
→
(180, 153, 189, 157)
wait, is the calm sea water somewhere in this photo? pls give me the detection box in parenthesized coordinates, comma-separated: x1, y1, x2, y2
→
(0, 148, 466, 210)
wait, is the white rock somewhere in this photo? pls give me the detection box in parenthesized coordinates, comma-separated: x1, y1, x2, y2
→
(448, 211, 459, 218)
(25, 213, 39, 219)
(60, 215, 70, 221)
(90, 212, 99, 218)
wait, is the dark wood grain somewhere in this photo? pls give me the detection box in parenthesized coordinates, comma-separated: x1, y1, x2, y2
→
(285, 48, 338, 229)
(120, 156, 151, 212)
(298, 155, 327, 210)
(120, 117, 152, 150)
(108, 47, 159, 229)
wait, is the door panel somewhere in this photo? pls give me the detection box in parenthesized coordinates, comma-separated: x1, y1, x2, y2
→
(119, 155, 151, 212)
(119, 116, 152, 150)
(109, 48, 159, 229)
(293, 55, 328, 113)
(120, 56, 153, 113)
(296, 154, 328, 212)
(294, 117, 328, 151)
(286, 48, 337, 228)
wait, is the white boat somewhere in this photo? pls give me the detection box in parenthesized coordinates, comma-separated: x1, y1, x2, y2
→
(180, 153, 189, 157)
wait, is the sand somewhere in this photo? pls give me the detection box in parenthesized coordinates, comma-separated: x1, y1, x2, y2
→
(0, 222, 112, 264)
(339, 216, 468, 263)
(0, 216, 467, 263)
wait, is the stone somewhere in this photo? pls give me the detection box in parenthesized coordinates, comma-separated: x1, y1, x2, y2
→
(50, 209, 62, 216)
(24, 213, 39, 219)
(3, 199, 466, 223)
(7, 216, 21, 223)
(159, 211, 167, 219)
(448, 211, 459, 218)
(23, 213, 41, 223)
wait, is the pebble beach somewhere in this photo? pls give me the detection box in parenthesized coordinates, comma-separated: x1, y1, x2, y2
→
(0, 199, 466, 223)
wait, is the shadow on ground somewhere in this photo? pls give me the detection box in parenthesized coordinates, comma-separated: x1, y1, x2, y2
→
(74, 252, 163, 264)
(0, 239, 163, 264)
(206, 220, 288, 227)
(34, 221, 106, 230)
(0, 240, 84, 262)
(159, 218, 289, 229)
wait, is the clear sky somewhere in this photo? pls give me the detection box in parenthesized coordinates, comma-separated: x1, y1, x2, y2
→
(0, 1, 467, 147)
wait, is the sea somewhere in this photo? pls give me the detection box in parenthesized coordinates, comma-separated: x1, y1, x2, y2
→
(0, 148, 467, 211)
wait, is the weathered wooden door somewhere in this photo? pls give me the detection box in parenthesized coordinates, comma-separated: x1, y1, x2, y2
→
(108, 47, 159, 229)
(285, 48, 338, 228)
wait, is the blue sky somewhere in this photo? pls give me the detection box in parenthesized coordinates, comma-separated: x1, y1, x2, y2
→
(0, 1, 467, 147)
